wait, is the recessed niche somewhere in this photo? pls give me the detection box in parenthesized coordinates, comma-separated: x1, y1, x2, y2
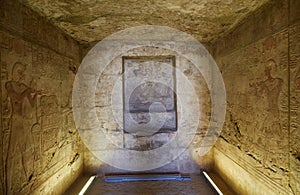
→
(122, 56, 177, 137)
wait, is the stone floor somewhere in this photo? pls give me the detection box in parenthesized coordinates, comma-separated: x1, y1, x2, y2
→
(65, 173, 235, 195)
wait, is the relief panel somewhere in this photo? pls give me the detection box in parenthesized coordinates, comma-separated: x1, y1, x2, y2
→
(0, 28, 79, 194)
(123, 56, 177, 134)
(216, 29, 289, 188)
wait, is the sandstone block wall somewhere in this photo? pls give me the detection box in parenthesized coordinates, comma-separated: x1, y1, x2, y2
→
(0, 0, 83, 194)
(211, 0, 300, 194)
(80, 44, 213, 174)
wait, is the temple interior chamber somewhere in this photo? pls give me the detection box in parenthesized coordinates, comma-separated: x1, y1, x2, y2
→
(0, 0, 299, 194)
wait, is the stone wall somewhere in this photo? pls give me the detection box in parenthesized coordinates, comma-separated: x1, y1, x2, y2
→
(79, 43, 213, 175)
(0, 0, 83, 194)
(211, 0, 300, 194)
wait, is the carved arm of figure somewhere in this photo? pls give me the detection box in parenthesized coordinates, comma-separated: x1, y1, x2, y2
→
(5, 81, 40, 108)
(5, 81, 25, 102)
(25, 87, 37, 107)
(249, 80, 265, 94)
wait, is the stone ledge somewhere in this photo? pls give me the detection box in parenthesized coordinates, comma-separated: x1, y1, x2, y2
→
(214, 139, 290, 194)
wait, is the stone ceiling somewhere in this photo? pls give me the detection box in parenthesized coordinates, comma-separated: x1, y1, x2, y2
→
(20, 0, 269, 44)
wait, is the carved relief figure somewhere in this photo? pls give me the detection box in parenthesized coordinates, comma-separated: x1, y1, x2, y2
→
(260, 59, 283, 118)
(251, 59, 283, 134)
(5, 62, 39, 192)
(250, 59, 284, 168)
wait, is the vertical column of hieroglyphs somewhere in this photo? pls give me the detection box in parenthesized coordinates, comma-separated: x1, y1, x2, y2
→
(289, 0, 300, 192)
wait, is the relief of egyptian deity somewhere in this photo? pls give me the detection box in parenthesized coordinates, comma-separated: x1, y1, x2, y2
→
(250, 59, 283, 135)
(249, 59, 285, 170)
(4, 62, 40, 193)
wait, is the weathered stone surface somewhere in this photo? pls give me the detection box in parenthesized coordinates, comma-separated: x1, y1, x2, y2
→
(210, 0, 300, 194)
(212, 0, 289, 58)
(0, 0, 79, 60)
(84, 45, 211, 173)
(290, 0, 300, 25)
(1, 0, 298, 193)
(123, 56, 177, 135)
(124, 132, 177, 151)
(0, 0, 83, 194)
(214, 140, 288, 194)
(20, 0, 269, 43)
(289, 21, 300, 195)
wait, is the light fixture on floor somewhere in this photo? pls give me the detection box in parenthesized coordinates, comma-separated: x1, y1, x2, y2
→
(104, 173, 191, 182)
(78, 175, 96, 195)
(203, 171, 223, 195)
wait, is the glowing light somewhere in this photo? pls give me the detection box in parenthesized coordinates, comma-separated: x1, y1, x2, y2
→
(78, 175, 96, 195)
(203, 171, 223, 195)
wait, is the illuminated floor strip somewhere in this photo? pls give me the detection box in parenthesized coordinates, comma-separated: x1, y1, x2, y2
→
(78, 175, 96, 195)
(203, 171, 223, 195)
